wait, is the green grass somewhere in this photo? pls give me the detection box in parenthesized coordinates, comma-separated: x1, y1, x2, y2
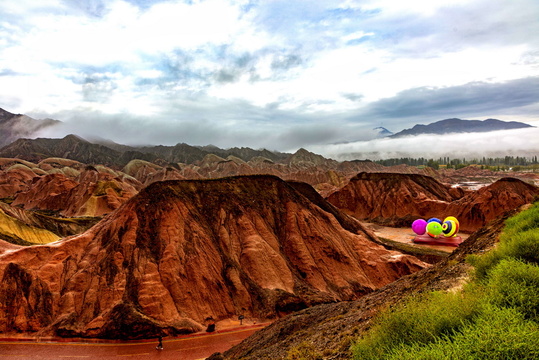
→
(468, 202, 539, 280)
(382, 305, 539, 360)
(352, 289, 483, 360)
(351, 201, 539, 360)
(487, 259, 539, 321)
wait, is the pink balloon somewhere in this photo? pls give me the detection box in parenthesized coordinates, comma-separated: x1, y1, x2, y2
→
(412, 219, 427, 235)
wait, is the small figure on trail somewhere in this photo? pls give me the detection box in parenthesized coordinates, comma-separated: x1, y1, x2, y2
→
(205, 316, 216, 332)
(156, 335, 163, 350)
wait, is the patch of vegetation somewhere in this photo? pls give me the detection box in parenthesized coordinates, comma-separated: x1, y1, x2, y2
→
(286, 341, 323, 360)
(352, 289, 483, 360)
(468, 202, 539, 280)
(381, 305, 539, 360)
(351, 201, 539, 360)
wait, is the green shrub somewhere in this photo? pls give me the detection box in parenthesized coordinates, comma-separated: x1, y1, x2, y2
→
(351, 290, 482, 360)
(487, 258, 539, 321)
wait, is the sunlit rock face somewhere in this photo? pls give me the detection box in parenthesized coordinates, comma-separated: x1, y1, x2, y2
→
(327, 172, 539, 232)
(0, 175, 426, 339)
(12, 167, 139, 217)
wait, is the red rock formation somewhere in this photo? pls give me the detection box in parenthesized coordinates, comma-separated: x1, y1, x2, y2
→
(326, 172, 460, 226)
(11, 173, 78, 211)
(12, 168, 139, 217)
(327, 172, 538, 232)
(0, 176, 426, 339)
(446, 177, 539, 231)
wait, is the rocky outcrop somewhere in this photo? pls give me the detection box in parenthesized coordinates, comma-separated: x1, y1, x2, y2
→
(327, 172, 538, 232)
(0, 201, 99, 241)
(0, 202, 60, 245)
(0, 176, 426, 339)
(445, 177, 539, 231)
(0, 162, 41, 198)
(12, 168, 139, 217)
(326, 172, 462, 227)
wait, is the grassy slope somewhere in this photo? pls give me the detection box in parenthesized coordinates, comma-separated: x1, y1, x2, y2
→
(351, 202, 539, 360)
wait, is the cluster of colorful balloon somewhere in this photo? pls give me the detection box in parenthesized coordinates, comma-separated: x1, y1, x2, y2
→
(412, 217, 459, 238)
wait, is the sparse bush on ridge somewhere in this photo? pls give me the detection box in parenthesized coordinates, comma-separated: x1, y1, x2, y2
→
(351, 201, 539, 360)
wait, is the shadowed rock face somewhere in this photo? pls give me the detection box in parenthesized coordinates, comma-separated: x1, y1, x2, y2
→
(0, 175, 426, 339)
(327, 172, 539, 232)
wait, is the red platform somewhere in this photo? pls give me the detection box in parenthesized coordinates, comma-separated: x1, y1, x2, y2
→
(413, 234, 463, 247)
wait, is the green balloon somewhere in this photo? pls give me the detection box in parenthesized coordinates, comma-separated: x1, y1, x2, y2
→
(426, 221, 443, 237)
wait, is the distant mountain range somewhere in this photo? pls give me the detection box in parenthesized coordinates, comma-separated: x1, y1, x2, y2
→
(0, 134, 291, 168)
(390, 118, 533, 137)
(0, 107, 534, 162)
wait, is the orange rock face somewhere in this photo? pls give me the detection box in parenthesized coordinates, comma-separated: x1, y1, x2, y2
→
(0, 176, 426, 339)
(327, 172, 539, 232)
(326, 172, 459, 225)
(12, 168, 139, 217)
(445, 177, 539, 232)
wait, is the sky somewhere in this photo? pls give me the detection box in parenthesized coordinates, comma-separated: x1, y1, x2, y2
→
(1, 0, 539, 157)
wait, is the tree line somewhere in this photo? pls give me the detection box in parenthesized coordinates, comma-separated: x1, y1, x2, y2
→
(375, 155, 539, 170)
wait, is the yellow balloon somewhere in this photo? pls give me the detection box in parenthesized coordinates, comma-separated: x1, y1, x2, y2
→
(444, 216, 459, 226)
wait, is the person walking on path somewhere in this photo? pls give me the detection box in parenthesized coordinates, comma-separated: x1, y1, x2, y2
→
(156, 335, 163, 350)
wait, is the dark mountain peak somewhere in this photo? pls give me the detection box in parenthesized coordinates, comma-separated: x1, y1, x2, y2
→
(0, 108, 62, 148)
(392, 118, 533, 137)
(0, 108, 20, 123)
(61, 134, 90, 143)
(373, 126, 393, 137)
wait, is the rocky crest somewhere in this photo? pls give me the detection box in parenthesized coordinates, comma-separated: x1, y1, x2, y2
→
(326, 172, 463, 226)
(0, 175, 426, 339)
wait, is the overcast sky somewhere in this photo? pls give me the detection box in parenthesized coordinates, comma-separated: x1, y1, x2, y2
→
(1, 0, 538, 154)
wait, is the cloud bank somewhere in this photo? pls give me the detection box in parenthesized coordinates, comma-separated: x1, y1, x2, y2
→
(309, 127, 539, 161)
